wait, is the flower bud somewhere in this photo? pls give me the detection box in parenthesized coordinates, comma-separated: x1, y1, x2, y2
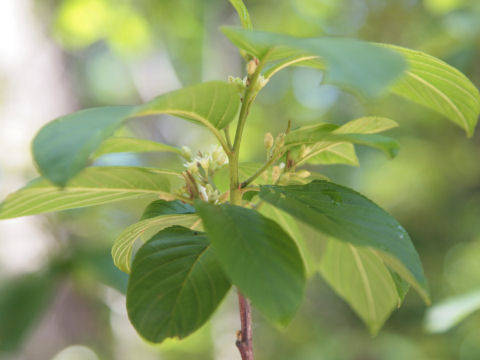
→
(275, 133, 285, 149)
(272, 166, 281, 183)
(181, 146, 192, 161)
(247, 59, 257, 75)
(264, 132, 274, 150)
(296, 170, 311, 178)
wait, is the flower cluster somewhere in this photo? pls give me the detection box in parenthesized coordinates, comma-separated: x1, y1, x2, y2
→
(178, 145, 228, 203)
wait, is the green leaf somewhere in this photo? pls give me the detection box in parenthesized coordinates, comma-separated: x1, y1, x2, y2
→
(259, 181, 430, 303)
(140, 200, 195, 220)
(384, 44, 480, 137)
(425, 290, 480, 333)
(195, 202, 306, 325)
(94, 137, 183, 158)
(222, 27, 406, 98)
(0, 167, 181, 219)
(126, 226, 230, 343)
(33, 106, 135, 186)
(259, 203, 317, 277)
(297, 117, 399, 165)
(32, 81, 240, 186)
(112, 211, 199, 274)
(286, 125, 399, 159)
(228, 0, 253, 30)
(319, 238, 403, 335)
(135, 81, 240, 130)
(307, 143, 359, 166)
(0, 273, 55, 353)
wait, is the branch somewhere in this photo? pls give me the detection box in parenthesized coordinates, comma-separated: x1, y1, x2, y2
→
(236, 291, 254, 360)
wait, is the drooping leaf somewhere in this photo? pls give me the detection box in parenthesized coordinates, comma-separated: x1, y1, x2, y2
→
(112, 213, 199, 274)
(195, 202, 306, 325)
(0, 167, 181, 219)
(94, 137, 183, 158)
(384, 44, 480, 137)
(425, 290, 480, 333)
(319, 238, 403, 335)
(259, 181, 430, 303)
(32, 81, 240, 185)
(126, 226, 230, 343)
(0, 273, 56, 353)
(222, 27, 406, 98)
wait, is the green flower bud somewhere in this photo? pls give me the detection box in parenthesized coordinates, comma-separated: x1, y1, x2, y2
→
(247, 59, 258, 75)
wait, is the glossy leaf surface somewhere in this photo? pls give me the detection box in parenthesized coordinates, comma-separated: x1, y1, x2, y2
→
(259, 181, 429, 303)
(127, 227, 230, 343)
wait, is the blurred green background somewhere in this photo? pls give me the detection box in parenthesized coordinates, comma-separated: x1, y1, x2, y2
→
(0, 0, 479, 359)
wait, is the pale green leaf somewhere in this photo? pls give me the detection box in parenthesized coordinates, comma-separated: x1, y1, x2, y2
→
(259, 181, 430, 303)
(222, 27, 406, 98)
(319, 238, 402, 335)
(384, 44, 480, 137)
(286, 126, 399, 159)
(0, 167, 181, 219)
(94, 137, 183, 157)
(425, 290, 480, 333)
(300, 117, 399, 165)
(140, 200, 195, 220)
(195, 202, 306, 325)
(127, 227, 230, 343)
(112, 214, 199, 274)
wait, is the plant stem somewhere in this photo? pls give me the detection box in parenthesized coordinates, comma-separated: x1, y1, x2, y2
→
(236, 292, 254, 360)
(240, 150, 284, 188)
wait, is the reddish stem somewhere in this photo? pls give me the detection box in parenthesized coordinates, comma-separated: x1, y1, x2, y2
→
(236, 292, 254, 360)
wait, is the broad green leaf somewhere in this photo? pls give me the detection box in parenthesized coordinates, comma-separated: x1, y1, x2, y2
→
(425, 290, 480, 333)
(33, 106, 135, 186)
(259, 203, 316, 277)
(112, 214, 199, 273)
(195, 202, 306, 325)
(140, 200, 195, 220)
(0, 273, 55, 352)
(0, 167, 181, 219)
(222, 27, 406, 98)
(300, 117, 399, 165)
(384, 44, 480, 137)
(259, 181, 430, 303)
(94, 137, 183, 158)
(32, 81, 240, 186)
(286, 125, 399, 159)
(319, 238, 402, 335)
(127, 227, 230, 343)
(229, 0, 253, 30)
